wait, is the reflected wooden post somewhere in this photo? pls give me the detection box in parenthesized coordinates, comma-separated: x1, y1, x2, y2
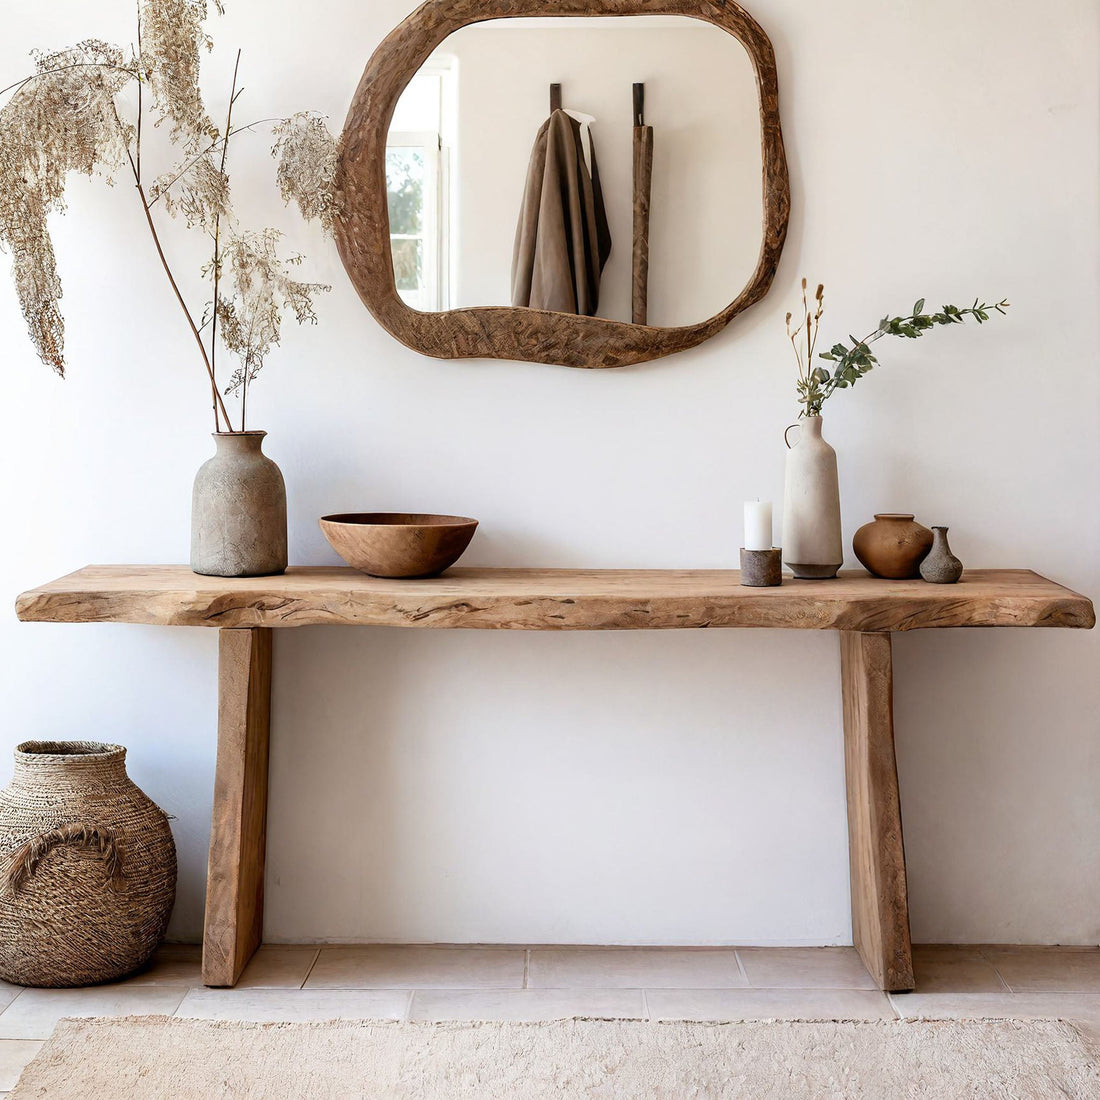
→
(632, 82, 653, 326)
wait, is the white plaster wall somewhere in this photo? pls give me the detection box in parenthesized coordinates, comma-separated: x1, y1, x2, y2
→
(0, 0, 1096, 946)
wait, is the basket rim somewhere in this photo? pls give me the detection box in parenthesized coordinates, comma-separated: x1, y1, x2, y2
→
(15, 740, 126, 761)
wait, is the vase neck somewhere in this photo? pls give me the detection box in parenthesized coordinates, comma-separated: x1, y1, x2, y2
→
(801, 416, 823, 440)
(213, 431, 267, 456)
(12, 741, 127, 786)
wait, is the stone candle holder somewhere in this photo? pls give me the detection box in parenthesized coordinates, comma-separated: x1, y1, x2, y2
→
(740, 547, 783, 587)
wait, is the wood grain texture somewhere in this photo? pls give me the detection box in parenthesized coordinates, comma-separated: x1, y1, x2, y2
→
(202, 628, 272, 988)
(841, 631, 914, 992)
(15, 566, 1095, 632)
(335, 0, 791, 368)
(632, 123, 653, 326)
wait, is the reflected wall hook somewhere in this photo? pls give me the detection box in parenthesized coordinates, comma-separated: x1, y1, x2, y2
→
(549, 83, 562, 113)
(633, 82, 645, 127)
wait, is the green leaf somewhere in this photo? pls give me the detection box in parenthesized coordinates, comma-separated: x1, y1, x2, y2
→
(914, 298, 925, 315)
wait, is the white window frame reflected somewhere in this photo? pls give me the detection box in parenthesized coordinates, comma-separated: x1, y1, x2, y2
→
(387, 132, 445, 311)
(386, 58, 456, 312)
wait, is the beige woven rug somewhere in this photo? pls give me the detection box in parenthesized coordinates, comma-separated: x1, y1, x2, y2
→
(12, 1015, 1100, 1099)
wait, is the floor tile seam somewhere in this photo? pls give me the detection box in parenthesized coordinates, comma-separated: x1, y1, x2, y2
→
(97, 990, 194, 998)
(523, 984, 763, 992)
(303, 985, 649, 994)
(298, 948, 323, 990)
(313, 946, 530, 953)
(405, 988, 650, 997)
(55, 984, 888, 996)
(8, 985, 193, 997)
(974, 959, 1100, 995)
(739, 990, 875, 998)
(732, 951, 750, 986)
(1011, 988, 1100, 999)
(973, 947, 1017, 993)
(645, 986, 891, 994)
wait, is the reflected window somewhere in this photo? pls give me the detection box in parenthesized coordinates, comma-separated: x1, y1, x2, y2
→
(387, 62, 455, 310)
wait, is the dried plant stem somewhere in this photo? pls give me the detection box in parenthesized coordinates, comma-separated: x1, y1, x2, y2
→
(135, 23, 143, 214)
(129, 23, 229, 433)
(210, 50, 241, 430)
(3, 11, 335, 416)
(241, 351, 248, 426)
(126, 147, 233, 429)
(240, 312, 257, 428)
(146, 118, 284, 211)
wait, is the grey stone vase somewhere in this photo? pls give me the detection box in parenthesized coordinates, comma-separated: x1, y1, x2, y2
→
(191, 431, 287, 577)
(920, 526, 964, 584)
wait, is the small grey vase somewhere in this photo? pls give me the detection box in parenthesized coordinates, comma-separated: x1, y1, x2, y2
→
(191, 431, 287, 577)
(920, 526, 963, 584)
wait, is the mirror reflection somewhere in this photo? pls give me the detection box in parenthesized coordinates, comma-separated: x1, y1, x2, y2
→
(386, 16, 763, 328)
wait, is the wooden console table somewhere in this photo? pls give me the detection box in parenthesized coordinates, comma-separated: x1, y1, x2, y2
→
(15, 566, 1094, 992)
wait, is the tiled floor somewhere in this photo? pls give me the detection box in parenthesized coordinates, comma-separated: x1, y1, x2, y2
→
(0, 944, 1098, 1093)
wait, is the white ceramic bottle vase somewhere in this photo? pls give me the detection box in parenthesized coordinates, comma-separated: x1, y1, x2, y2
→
(782, 415, 843, 579)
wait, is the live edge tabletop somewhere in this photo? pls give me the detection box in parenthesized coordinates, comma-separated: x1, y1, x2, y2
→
(13, 566, 1094, 995)
(13, 565, 1095, 631)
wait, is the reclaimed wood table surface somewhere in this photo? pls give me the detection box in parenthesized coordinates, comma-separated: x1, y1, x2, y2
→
(16, 566, 1095, 991)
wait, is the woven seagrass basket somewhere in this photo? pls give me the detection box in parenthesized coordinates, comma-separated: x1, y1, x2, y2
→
(0, 741, 176, 987)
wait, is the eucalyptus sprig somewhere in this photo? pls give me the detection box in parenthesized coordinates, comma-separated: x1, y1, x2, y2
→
(788, 281, 1010, 418)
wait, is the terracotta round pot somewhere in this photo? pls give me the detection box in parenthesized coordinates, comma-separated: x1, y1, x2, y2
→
(852, 514, 933, 579)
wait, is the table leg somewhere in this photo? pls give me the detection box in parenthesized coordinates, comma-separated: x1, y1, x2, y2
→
(840, 630, 914, 992)
(202, 627, 273, 987)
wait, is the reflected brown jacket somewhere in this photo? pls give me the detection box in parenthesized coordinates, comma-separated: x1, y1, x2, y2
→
(511, 110, 612, 316)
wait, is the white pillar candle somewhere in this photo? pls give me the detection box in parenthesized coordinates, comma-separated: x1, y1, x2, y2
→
(744, 501, 773, 552)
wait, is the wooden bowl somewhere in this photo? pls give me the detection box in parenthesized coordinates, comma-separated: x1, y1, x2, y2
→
(319, 513, 478, 578)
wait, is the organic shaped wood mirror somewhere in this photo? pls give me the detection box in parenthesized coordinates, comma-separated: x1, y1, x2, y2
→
(336, 0, 789, 368)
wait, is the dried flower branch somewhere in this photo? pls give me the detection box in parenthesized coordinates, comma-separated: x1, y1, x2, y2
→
(785, 277, 824, 411)
(271, 113, 343, 233)
(0, 40, 135, 374)
(150, 153, 229, 229)
(215, 228, 329, 424)
(0, 1, 341, 430)
(787, 281, 1010, 417)
(138, 0, 220, 151)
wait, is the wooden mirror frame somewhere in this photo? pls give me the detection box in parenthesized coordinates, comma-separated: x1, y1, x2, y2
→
(336, 0, 790, 368)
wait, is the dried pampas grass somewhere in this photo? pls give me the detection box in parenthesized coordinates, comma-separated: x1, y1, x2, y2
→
(0, 0, 340, 430)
